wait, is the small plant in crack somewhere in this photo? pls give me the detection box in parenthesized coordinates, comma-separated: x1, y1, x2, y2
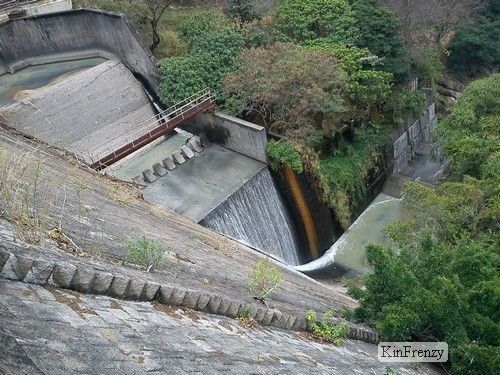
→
(125, 236, 167, 272)
(247, 259, 283, 306)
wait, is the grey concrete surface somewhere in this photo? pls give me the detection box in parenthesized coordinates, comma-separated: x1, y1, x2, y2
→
(0, 9, 159, 89)
(128, 142, 266, 222)
(0, 60, 158, 164)
(0, 280, 441, 374)
(0, 128, 357, 323)
(183, 112, 268, 163)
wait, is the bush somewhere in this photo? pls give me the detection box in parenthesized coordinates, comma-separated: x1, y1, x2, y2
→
(350, 0, 410, 81)
(306, 310, 349, 345)
(274, 0, 358, 44)
(126, 236, 167, 272)
(448, 18, 500, 78)
(411, 46, 444, 89)
(155, 30, 188, 59)
(177, 10, 231, 47)
(158, 27, 244, 105)
(266, 139, 304, 173)
(247, 259, 283, 301)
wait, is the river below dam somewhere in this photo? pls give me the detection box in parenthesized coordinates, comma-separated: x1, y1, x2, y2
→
(295, 192, 403, 278)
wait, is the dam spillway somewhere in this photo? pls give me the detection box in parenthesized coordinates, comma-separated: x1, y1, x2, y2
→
(200, 168, 301, 266)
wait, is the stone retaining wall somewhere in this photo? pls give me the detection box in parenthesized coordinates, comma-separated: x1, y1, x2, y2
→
(0, 243, 379, 344)
(393, 102, 437, 174)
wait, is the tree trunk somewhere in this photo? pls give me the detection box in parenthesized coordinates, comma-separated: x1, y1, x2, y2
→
(150, 20, 160, 52)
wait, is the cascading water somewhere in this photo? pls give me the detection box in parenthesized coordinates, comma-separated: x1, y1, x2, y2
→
(200, 168, 301, 265)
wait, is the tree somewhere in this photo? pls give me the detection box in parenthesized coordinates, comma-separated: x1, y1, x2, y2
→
(158, 27, 244, 105)
(350, 0, 410, 81)
(274, 0, 358, 44)
(223, 0, 261, 26)
(223, 43, 350, 146)
(348, 74, 500, 374)
(447, 1, 500, 78)
(381, 0, 486, 48)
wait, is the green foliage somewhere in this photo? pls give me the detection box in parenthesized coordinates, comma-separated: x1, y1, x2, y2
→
(411, 46, 444, 89)
(385, 89, 427, 125)
(448, 16, 500, 78)
(247, 259, 283, 300)
(223, 0, 261, 24)
(305, 309, 349, 345)
(349, 77, 500, 372)
(177, 10, 231, 47)
(266, 139, 304, 173)
(350, 0, 410, 81)
(275, 0, 358, 45)
(436, 74, 500, 179)
(223, 43, 350, 146)
(318, 127, 389, 228)
(310, 42, 393, 109)
(126, 236, 167, 272)
(158, 27, 244, 105)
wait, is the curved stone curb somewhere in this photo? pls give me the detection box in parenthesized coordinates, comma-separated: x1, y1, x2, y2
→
(0, 248, 379, 344)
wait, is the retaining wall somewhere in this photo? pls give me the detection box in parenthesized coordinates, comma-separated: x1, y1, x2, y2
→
(182, 112, 268, 163)
(0, 9, 159, 90)
(393, 101, 437, 174)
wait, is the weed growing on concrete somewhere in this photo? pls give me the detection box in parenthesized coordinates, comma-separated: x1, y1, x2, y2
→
(247, 259, 283, 303)
(306, 310, 349, 346)
(126, 236, 167, 272)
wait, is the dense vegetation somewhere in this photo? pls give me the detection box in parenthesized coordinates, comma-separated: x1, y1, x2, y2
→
(348, 74, 500, 374)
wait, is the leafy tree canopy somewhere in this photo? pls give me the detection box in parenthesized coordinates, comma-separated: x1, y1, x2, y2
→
(348, 74, 500, 374)
(274, 0, 358, 45)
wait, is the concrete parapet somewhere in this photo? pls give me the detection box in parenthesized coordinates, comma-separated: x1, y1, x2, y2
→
(172, 151, 186, 165)
(152, 163, 167, 177)
(181, 146, 195, 159)
(0, 247, 380, 344)
(162, 156, 176, 171)
(142, 169, 157, 183)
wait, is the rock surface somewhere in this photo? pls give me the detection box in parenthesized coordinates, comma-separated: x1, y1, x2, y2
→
(0, 280, 441, 374)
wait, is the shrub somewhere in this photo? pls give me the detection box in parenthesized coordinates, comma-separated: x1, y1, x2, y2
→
(247, 259, 283, 301)
(177, 10, 231, 47)
(126, 236, 167, 272)
(274, 0, 358, 45)
(306, 310, 349, 345)
(266, 140, 304, 173)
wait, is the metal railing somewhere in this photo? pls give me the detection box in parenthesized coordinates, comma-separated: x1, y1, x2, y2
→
(0, 0, 36, 12)
(87, 89, 215, 170)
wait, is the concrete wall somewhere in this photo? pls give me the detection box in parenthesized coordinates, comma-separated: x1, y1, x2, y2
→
(182, 112, 268, 163)
(26, 0, 73, 17)
(0, 9, 159, 90)
(393, 101, 437, 174)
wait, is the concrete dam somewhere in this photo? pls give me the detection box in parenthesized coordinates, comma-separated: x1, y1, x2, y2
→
(0, 8, 440, 276)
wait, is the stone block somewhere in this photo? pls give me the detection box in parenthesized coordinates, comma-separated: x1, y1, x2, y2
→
(142, 282, 160, 301)
(125, 278, 146, 300)
(52, 262, 77, 288)
(187, 138, 203, 153)
(158, 285, 174, 304)
(71, 267, 95, 292)
(142, 169, 157, 183)
(261, 308, 275, 326)
(199, 135, 212, 148)
(180, 146, 195, 159)
(162, 156, 176, 171)
(108, 275, 130, 298)
(269, 309, 283, 328)
(226, 300, 241, 318)
(284, 314, 296, 330)
(216, 297, 232, 316)
(0, 248, 9, 270)
(24, 260, 55, 285)
(92, 272, 114, 295)
(0, 254, 21, 280)
(172, 151, 185, 165)
(207, 295, 222, 314)
(292, 316, 307, 331)
(170, 288, 187, 306)
(253, 306, 266, 323)
(182, 290, 200, 309)
(195, 293, 211, 311)
(152, 163, 167, 177)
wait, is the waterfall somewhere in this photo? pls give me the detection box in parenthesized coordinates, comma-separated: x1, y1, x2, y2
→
(200, 168, 301, 265)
